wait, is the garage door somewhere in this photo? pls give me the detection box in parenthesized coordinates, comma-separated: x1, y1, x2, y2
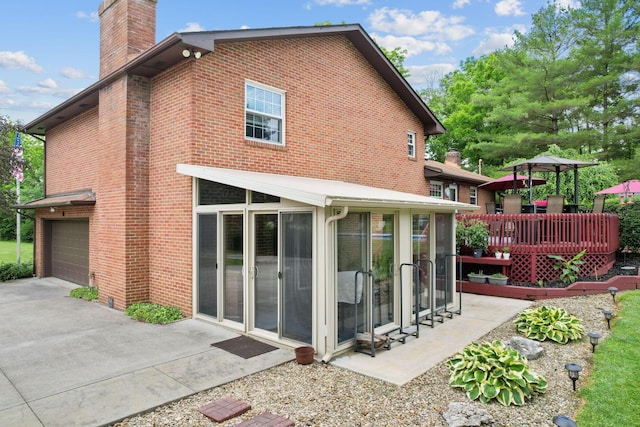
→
(50, 220, 89, 285)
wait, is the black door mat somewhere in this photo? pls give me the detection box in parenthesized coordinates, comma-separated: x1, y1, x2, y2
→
(211, 336, 278, 359)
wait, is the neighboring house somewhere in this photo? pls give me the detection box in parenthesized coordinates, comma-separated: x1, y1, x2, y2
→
(20, 0, 477, 359)
(424, 149, 494, 212)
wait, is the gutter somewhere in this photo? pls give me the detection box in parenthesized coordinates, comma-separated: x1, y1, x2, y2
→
(321, 206, 349, 364)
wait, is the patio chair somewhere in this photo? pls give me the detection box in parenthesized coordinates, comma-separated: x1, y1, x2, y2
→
(546, 195, 565, 214)
(485, 202, 496, 214)
(592, 194, 606, 213)
(502, 194, 522, 214)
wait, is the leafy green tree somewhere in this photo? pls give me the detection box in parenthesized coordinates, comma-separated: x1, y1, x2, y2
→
(378, 45, 410, 78)
(425, 53, 505, 164)
(473, 4, 588, 165)
(570, 0, 640, 167)
(0, 115, 43, 242)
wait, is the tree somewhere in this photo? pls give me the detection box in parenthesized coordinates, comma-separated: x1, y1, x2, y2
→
(0, 115, 43, 242)
(473, 4, 587, 165)
(425, 53, 506, 164)
(0, 116, 23, 214)
(378, 45, 410, 78)
(570, 0, 640, 167)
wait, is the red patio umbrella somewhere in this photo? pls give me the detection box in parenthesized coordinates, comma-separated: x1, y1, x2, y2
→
(596, 180, 640, 196)
(478, 174, 546, 192)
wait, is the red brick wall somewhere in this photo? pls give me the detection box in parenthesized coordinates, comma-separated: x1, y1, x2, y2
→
(142, 35, 430, 315)
(186, 36, 428, 193)
(147, 60, 194, 313)
(46, 109, 100, 194)
(42, 33, 437, 317)
(98, 0, 157, 77)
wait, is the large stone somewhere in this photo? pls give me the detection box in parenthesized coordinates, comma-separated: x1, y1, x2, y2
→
(506, 336, 545, 360)
(443, 402, 494, 427)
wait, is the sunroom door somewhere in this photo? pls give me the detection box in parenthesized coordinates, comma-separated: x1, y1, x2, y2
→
(252, 212, 313, 344)
(223, 213, 244, 325)
(253, 213, 279, 334)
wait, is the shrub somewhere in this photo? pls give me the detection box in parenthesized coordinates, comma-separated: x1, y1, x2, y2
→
(125, 302, 183, 324)
(70, 286, 98, 301)
(447, 340, 548, 406)
(616, 200, 640, 252)
(514, 305, 584, 344)
(0, 261, 33, 281)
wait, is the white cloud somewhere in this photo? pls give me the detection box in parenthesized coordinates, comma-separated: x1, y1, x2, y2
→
(38, 78, 58, 90)
(452, 0, 470, 9)
(373, 33, 452, 57)
(368, 7, 474, 41)
(60, 67, 91, 79)
(0, 51, 43, 73)
(407, 64, 456, 86)
(16, 79, 78, 98)
(556, 0, 581, 9)
(315, 0, 371, 5)
(76, 11, 99, 22)
(179, 22, 205, 32)
(0, 80, 9, 94)
(495, 0, 525, 16)
(472, 28, 520, 56)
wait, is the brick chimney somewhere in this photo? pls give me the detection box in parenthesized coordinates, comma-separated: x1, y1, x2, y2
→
(98, 0, 157, 77)
(444, 149, 461, 168)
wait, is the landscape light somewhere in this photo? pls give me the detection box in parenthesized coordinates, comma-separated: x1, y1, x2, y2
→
(553, 415, 577, 427)
(587, 331, 602, 352)
(603, 309, 613, 329)
(608, 286, 618, 302)
(565, 363, 582, 391)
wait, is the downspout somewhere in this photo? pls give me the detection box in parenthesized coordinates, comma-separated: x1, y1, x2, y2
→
(321, 206, 349, 364)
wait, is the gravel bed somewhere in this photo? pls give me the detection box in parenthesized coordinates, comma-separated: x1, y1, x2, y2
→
(114, 293, 618, 427)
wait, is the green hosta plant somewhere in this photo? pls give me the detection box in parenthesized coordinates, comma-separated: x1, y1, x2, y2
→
(514, 305, 584, 344)
(447, 340, 547, 406)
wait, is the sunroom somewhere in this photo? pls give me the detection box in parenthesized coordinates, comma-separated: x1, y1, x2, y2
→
(178, 165, 478, 359)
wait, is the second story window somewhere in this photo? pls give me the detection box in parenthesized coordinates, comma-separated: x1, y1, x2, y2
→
(245, 81, 284, 145)
(430, 182, 443, 198)
(407, 131, 416, 158)
(470, 187, 477, 205)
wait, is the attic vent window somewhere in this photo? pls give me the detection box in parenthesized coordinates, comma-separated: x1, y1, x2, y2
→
(245, 81, 285, 145)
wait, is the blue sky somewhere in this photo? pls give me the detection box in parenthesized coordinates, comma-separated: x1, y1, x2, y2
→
(0, 0, 579, 125)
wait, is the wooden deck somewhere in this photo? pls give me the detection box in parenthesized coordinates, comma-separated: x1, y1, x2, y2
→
(459, 213, 619, 283)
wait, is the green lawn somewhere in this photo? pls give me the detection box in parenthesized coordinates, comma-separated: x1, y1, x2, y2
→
(576, 290, 640, 425)
(0, 240, 34, 264)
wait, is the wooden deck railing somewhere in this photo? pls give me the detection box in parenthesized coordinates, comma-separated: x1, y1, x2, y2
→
(459, 213, 619, 283)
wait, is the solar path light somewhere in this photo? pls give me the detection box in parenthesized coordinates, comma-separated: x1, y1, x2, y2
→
(587, 331, 602, 352)
(603, 309, 613, 329)
(565, 363, 582, 391)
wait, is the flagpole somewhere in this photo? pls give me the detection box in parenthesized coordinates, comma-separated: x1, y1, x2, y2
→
(16, 177, 21, 264)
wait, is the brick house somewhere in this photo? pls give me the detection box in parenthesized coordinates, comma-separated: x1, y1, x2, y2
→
(424, 149, 495, 213)
(21, 0, 477, 359)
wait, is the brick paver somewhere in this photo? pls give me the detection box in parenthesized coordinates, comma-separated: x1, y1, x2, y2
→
(197, 397, 251, 422)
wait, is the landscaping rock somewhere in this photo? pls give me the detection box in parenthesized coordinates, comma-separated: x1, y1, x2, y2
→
(442, 402, 494, 427)
(506, 336, 545, 360)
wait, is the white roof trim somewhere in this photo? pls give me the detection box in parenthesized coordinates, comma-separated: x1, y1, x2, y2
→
(177, 164, 479, 211)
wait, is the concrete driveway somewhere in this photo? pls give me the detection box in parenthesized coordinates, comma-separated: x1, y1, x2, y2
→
(0, 277, 293, 427)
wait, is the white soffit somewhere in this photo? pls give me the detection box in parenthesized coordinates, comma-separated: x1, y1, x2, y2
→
(177, 164, 479, 211)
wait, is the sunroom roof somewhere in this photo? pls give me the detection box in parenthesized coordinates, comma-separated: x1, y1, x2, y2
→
(177, 164, 479, 212)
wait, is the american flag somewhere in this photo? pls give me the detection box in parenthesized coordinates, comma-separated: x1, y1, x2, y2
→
(12, 132, 23, 182)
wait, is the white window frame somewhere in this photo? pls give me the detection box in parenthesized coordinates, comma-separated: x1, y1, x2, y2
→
(430, 181, 443, 199)
(470, 187, 478, 205)
(245, 80, 285, 146)
(407, 131, 416, 158)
